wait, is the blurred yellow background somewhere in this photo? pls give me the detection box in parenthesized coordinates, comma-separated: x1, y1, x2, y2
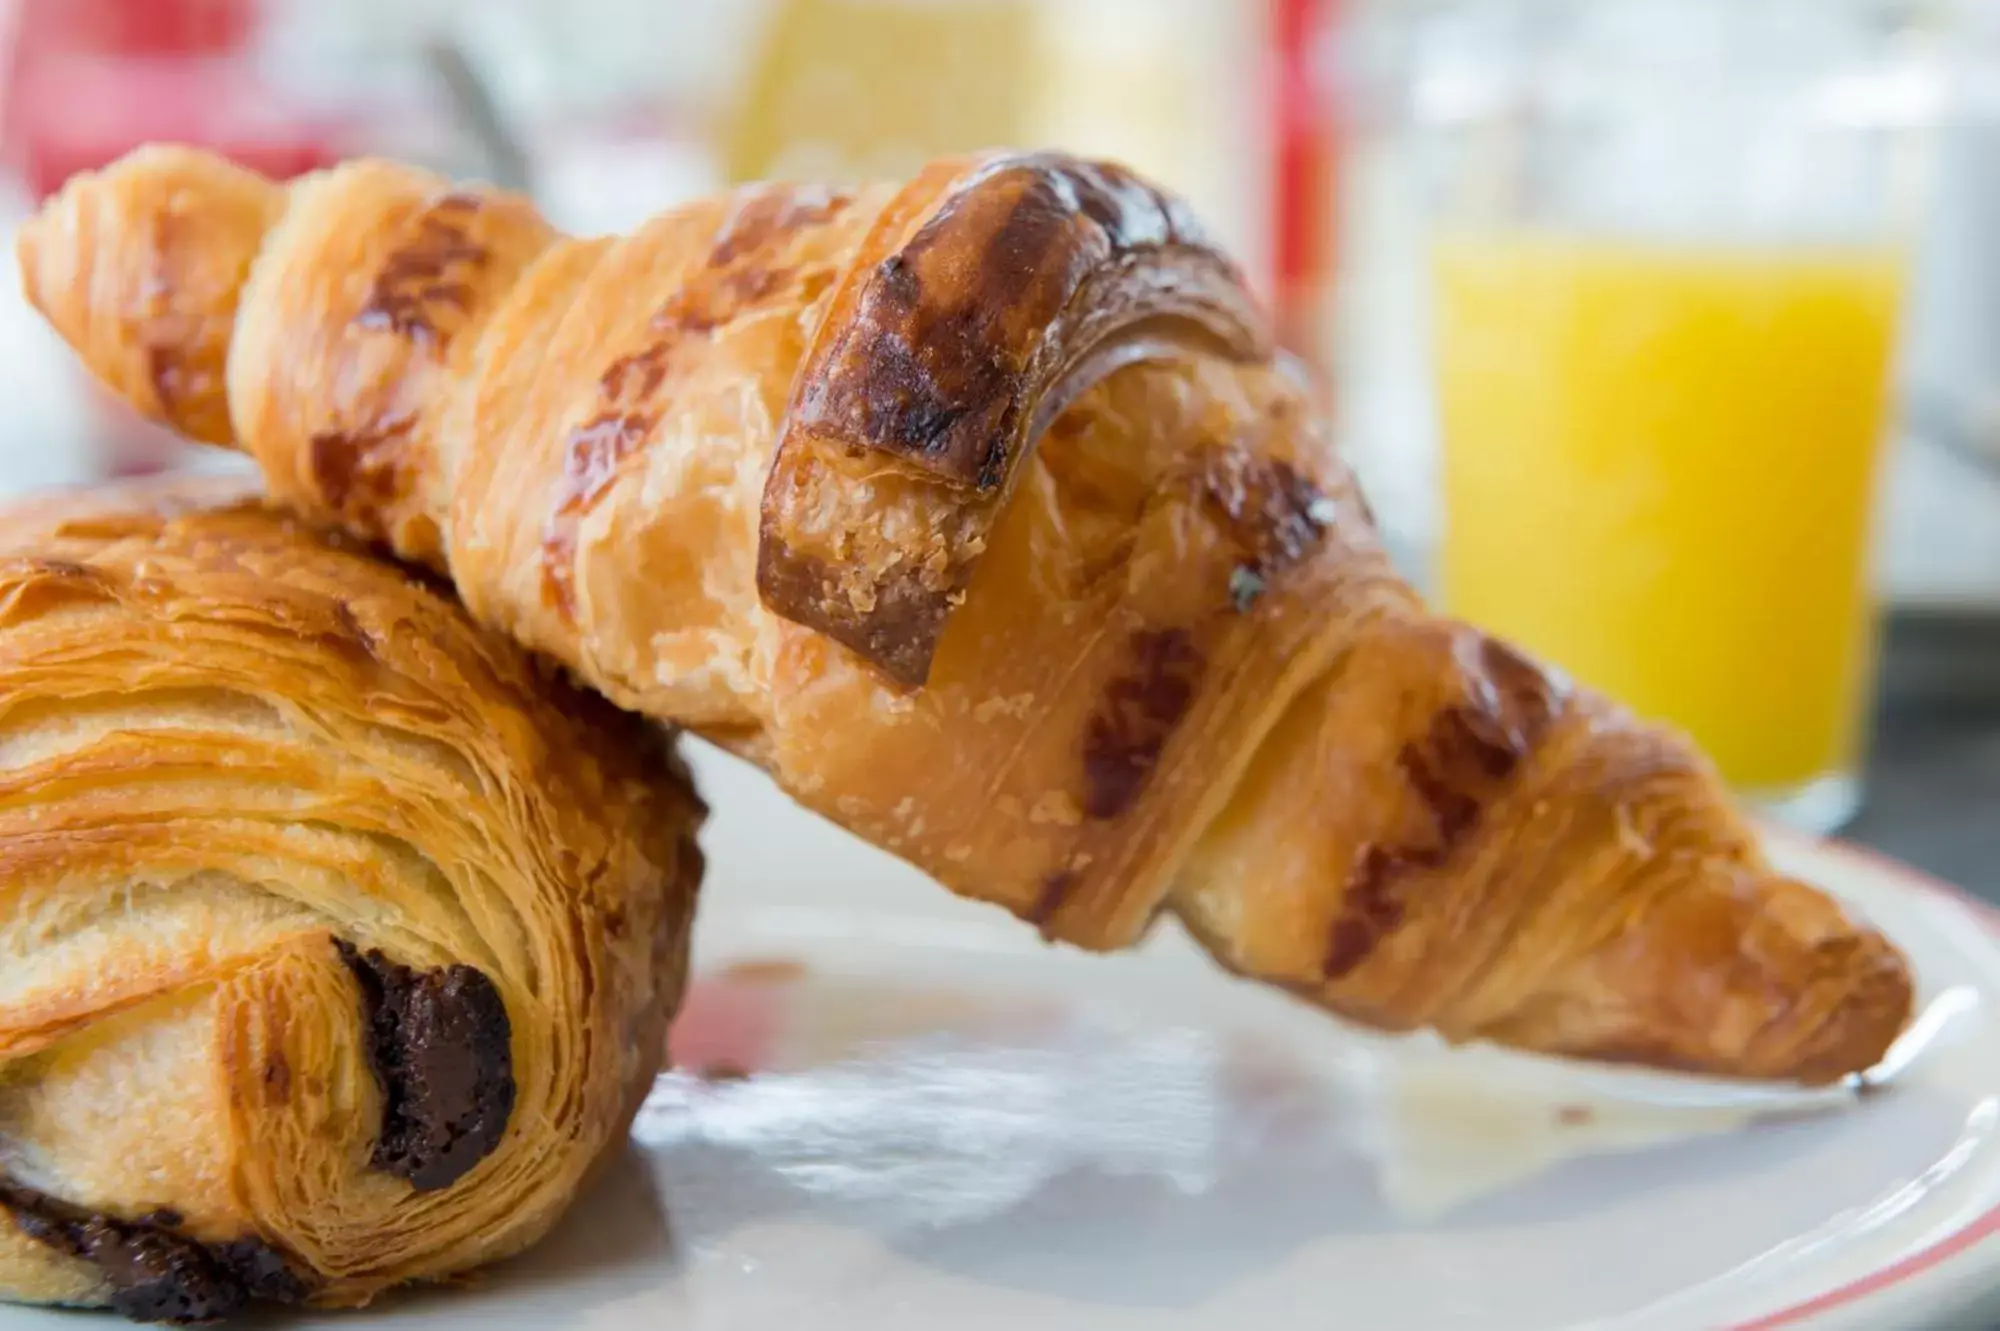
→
(1434, 234, 1905, 795)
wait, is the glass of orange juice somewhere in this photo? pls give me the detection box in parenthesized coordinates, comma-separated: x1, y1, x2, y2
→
(1410, 0, 1938, 832)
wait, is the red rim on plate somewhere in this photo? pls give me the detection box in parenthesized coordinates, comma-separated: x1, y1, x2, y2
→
(1732, 834, 2000, 1329)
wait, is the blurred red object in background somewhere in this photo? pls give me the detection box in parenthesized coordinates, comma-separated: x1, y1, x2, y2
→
(1270, 0, 1345, 404)
(23, 0, 257, 57)
(0, 0, 348, 476)
(2, 0, 344, 200)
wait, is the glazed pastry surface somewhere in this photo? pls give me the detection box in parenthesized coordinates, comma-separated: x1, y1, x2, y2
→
(17, 146, 1912, 1084)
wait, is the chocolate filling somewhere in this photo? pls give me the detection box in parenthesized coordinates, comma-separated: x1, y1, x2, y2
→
(0, 1179, 309, 1323)
(334, 940, 514, 1192)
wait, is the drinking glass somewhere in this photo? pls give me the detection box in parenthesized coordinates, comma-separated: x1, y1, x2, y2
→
(1408, 0, 1939, 832)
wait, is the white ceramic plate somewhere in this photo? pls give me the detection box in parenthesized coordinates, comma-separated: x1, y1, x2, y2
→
(12, 745, 2000, 1330)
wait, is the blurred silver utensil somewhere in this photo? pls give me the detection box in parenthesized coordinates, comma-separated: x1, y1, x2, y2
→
(422, 36, 532, 194)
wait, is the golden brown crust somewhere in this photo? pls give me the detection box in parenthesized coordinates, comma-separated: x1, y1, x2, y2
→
(14, 147, 283, 446)
(0, 477, 703, 1314)
(17, 146, 1913, 1085)
(229, 165, 558, 566)
(756, 152, 1268, 685)
(1178, 617, 1910, 1082)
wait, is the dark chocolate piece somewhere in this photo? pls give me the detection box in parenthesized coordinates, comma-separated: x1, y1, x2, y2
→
(335, 940, 515, 1192)
(0, 1178, 309, 1323)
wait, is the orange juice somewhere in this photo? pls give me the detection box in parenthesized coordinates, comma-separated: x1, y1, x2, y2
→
(1433, 234, 1907, 793)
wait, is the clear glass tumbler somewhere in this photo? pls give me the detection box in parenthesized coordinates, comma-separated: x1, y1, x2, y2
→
(1405, 0, 1940, 833)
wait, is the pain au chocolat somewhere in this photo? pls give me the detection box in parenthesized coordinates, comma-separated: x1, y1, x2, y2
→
(0, 477, 703, 1319)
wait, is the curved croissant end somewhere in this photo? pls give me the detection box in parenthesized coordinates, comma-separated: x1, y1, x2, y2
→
(15, 145, 284, 448)
(0, 478, 703, 1318)
(1176, 618, 1913, 1085)
(756, 151, 1272, 686)
(17, 147, 557, 568)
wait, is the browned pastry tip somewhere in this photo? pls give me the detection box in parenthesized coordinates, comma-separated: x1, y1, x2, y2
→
(16, 145, 283, 446)
(1479, 867, 1914, 1085)
(1177, 617, 1913, 1085)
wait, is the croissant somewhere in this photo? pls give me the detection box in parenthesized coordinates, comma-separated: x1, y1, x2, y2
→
(18, 145, 1912, 1084)
(0, 476, 703, 1319)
